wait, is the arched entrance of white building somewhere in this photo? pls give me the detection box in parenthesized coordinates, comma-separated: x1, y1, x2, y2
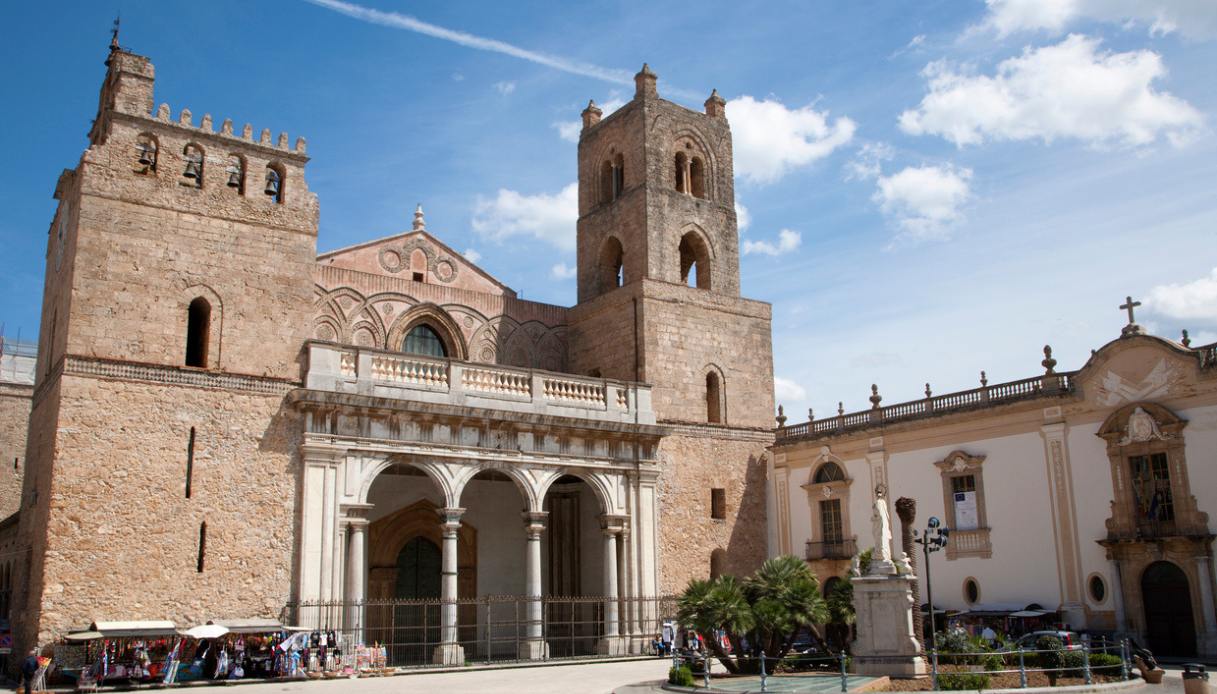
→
(1141, 560, 1197, 657)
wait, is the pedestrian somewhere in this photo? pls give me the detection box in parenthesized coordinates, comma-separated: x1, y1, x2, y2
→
(981, 626, 997, 645)
(20, 648, 39, 694)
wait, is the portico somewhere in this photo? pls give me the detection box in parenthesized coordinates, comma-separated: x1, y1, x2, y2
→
(291, 341, 664, 663)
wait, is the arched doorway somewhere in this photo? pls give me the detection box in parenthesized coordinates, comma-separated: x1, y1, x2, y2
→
(395, 537, 441, 599)
(541, 474, 608, 657)
(1142, 561, 1197, 657)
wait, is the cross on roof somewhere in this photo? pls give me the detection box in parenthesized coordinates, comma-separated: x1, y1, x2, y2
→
(1120, 296, 1141, 325)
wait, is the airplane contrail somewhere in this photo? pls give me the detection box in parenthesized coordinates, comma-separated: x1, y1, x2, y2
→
(303, 0, 636, 87)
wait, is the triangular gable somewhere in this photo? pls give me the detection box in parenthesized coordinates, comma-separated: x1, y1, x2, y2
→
(317, 230, 516, 297)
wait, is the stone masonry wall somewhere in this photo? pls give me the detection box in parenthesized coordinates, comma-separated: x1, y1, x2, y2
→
(0, 384, 32, 518)
(656, 430, 770, 592)
(24, 375, 299, 644)
(639, 280, 774, 429)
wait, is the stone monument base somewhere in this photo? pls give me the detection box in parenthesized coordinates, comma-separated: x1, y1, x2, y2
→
(852, 574, 928, 678)
(518, 639, 549, 660)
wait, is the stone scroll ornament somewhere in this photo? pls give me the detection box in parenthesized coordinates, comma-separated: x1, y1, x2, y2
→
(870, 483, 895, 574)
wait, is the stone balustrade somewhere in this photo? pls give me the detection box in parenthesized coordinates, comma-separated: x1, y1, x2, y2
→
(305, 341, 654, 425)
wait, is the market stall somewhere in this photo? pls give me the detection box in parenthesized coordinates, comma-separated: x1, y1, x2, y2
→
(64, 621, 182, 690)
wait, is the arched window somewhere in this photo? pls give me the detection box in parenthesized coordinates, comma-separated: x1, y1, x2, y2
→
(225, 154, 245, 194)
(679, 231, 712, 290)
(135, 133, 158, 173)
(813, 462, 845, 484)
(710, 548, 726, 580)
(182, 144, 204, 187)
(675, 152, 688, 193)
(403, 324, 448, 358)
(599, 236, 624, 293)
(690, 157, 706, 199)
(264, 164, 285, 204)
(706, 371, 723, 423)
(185, 297, 211, 368)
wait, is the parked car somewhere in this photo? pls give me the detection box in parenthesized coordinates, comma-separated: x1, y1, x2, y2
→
(1010, 630, 1081, 650)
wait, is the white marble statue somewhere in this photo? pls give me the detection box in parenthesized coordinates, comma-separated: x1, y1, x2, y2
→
(850, 554, 862, 577)
(870, 485, 894, 573)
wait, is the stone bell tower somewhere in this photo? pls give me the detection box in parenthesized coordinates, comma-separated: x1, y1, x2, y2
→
(568, 66, 774, 592)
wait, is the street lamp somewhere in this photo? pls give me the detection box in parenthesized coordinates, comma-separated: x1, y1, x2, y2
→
(913, 516, 950, 647)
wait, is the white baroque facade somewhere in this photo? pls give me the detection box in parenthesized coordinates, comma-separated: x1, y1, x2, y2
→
(770, 326, 1217, 660)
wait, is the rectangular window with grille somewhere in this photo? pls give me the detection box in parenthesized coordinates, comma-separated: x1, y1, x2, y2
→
(1130, 453, 1174, 523)
(711, 488, 726, 519)
(820, 499, 843, 543)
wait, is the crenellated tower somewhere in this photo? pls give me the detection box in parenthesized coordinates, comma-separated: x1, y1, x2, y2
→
(15, 42, 317, 650)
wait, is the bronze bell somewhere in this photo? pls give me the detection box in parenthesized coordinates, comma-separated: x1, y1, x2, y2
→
(226, 166, 243, 188)
(264, 170, 281, 196)
(136, 143, 156, 166)
(183, 159, 202, 179)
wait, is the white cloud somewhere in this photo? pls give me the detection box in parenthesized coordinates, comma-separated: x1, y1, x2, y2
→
(1146, 267, 1217, 322)
(471, 182, 578, 250)
(462, 248, 482, 263)
(873, 165, 972, 243)
(305, 0, 634, 86)
(550, 262, 577, 280)
(726, 96, 856, 184)
(899, 35, 1203, 148)
(774, 376, 807, 403)
(743, 229, 802, 256)
(735, 201, 751, 231)
(553, 98, 625, 143)
(452, 73, 465, 82)
(845, 142, 894, 181)
(494, 81, 516, 95)
(978, 0, 1217, 40)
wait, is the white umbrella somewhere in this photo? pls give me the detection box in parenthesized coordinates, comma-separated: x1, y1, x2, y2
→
(186, 624, 230, 639)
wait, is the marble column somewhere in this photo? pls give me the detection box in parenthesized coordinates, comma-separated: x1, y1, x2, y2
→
(433, 507, 466, 665)
(597, 517, 624, 655)
(346, 520, 368, 644)
(520, 511, 549, 660)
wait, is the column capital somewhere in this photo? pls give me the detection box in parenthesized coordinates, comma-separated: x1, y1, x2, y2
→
(341, 502, 375, 520)
(600, 513, 629, 535)
(522, 511, 549, 538)
(438, 506, 465, 534)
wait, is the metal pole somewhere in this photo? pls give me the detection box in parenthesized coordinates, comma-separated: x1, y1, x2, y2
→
(703, 653, 710, 689)
(1121, 639, 1129, 681)
(924, 539, 935, 650)
(1083, 641, 1092, 685)
(1018, 646, 1027, 688)
(760, 651, 768, 693)
(930, 647, 939, 691)
(840, 650, 848, 693)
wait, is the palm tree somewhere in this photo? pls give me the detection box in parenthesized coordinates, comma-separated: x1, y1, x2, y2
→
(676, 555, 828, 673)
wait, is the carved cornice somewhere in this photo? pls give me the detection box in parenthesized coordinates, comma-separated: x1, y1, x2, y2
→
(934, 450, 986, 473)
(57, 355, 297, 396)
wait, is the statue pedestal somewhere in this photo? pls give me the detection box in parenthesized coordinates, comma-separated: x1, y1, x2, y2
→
(852, 574, 927, 678)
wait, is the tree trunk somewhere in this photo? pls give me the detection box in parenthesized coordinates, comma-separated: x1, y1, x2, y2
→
(895, 496, 923, 653)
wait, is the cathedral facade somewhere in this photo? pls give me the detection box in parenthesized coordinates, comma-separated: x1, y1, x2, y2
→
(10, 45, 773, 660)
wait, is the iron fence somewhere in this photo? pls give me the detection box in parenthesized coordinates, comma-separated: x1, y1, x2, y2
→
(281, 595, 677, 669)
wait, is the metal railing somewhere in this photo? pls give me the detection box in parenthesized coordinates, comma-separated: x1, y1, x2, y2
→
(282, 595, 677, 669)
(665, 637, 1132, 692)
(805, 538, 857, 560)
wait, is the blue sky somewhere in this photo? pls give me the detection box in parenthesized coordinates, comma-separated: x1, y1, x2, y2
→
(1, 0, 1215, 420)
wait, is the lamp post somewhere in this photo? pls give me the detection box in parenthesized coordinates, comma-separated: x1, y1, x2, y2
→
(913, 516, 950, 647)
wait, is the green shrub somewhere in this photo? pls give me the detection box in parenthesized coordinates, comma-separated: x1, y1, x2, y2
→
(1090, 653, 1123, 671)
(1036, 637, 1065, 684)
(939, 672, 991, 690)
(668, 664, 695, 687)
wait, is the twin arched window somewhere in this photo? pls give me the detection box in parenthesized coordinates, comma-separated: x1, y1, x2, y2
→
(599, 153, 625, 204)
(403, 324, 448, 358)
(675, 148, 706, 199)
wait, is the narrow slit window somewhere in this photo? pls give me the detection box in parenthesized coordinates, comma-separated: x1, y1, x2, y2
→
(706, 372, 723, 423)
(185, 427, 196, 498)
(197, 521, 207, 572)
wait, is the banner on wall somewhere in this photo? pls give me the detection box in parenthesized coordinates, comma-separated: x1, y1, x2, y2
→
(954, 491, 978, 531)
